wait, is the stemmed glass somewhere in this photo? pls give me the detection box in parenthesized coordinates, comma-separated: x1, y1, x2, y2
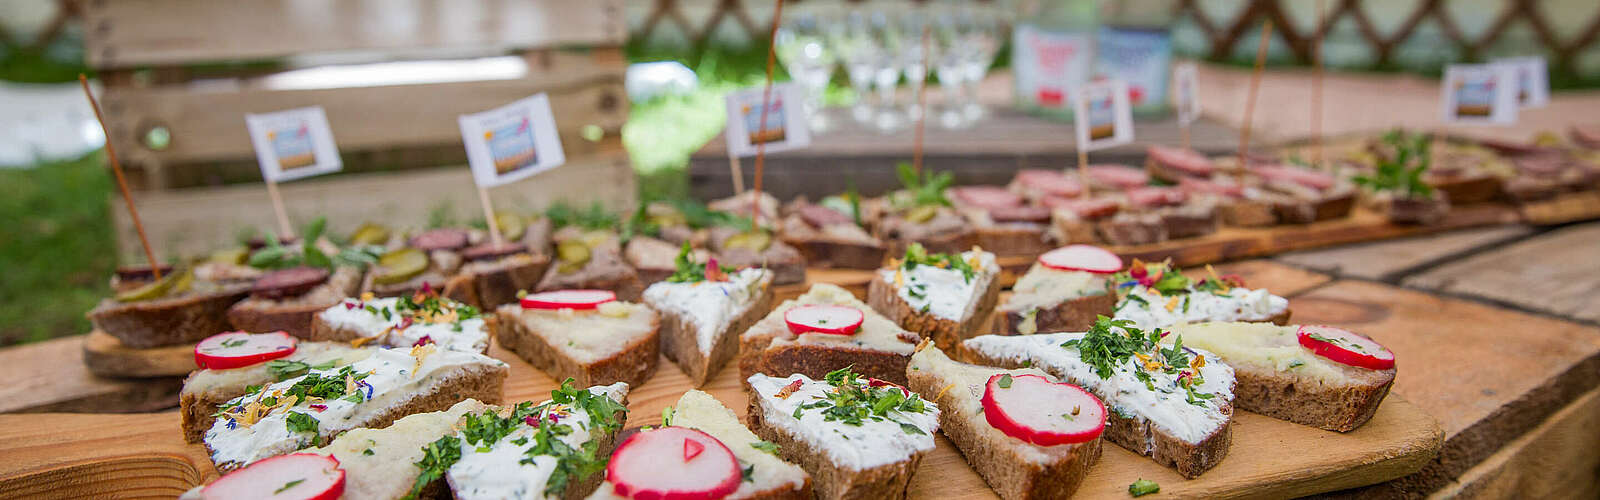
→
(867, 8, 908, 132)
(775, 7, 838, 131)
(958, 7, 1004, 122)
(828, 11, 883, 124)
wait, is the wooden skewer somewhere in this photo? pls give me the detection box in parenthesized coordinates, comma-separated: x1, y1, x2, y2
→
(1311, 0, 1325, 166)
(727, 149, 745, 195)
(264, 178, 296, 239)
(913, 24, 930, 176)
(1238, 19, 1273, 169)
(79, 74, 162, 279)
(750, 0, 785, 227)
(1180, 122, 1191, 151)
(476, 185, 504, 245)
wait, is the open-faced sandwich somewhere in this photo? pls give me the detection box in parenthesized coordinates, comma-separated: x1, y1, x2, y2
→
(947, 185, 1056, 258)
(180, 331, 376, 443)
(866, 243, 1001, 351)
(907, 345, 1104, 500)
(963, 317, 1236, 478)
(362, 228, 476, 302)
(537, 226, 645, 302)
(495, 289, 660, 388)
(588, 389, 812, 500)
(875, 164, 978, 255)
(88, 262, 251, 349)
(645, 244, 775, 386)
(226, 218, 376, 338)
(739, 283, 920, 386)
(705, 226, 807, 286)
(624, 200, 736, 284)
(410, 380, 630, 500)
(779, 194, 887, 270)
(999, 245, 1120, 335)
(709, 191, 783, 230)
(1109, 260, 1290, 331)
(1168, 322, 1396, 432)
(746, 367, 940, 500)
(454, 215, 553, 308)
(202, 343, 508, 472)
(310, 286, 491, 354)
(1250, 163, 1358, 224)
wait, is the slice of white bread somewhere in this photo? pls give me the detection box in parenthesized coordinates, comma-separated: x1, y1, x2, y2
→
(307, 398, 493, 499)
(180, 342, 375, 443)
(1167, 322, 1395, 432)
(867, 248, 1002, 351)
(441, 382, 631, 500)
(587, 390, 812, 500)
(745, 372, 940, 500)
(645, 268, 775, 386)
(962, 330, 1236, 478)
(906, 346, 1101, 500)
(739, 283, 920, 386)
(493, 301, 660, 388)
(310, 294, 491, 354)
(203, 346, 508, 472)
(998, 264, 1116, 335)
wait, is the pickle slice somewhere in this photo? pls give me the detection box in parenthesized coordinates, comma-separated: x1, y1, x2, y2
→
(556, 240, 592, 273)
(209, 247, 249, 265)
(724, 230, 772, 252)
(494, 212, 527, 241)
(905, 205, 938, 224)
(349, 223, 391, 246)
(114, 267, 190, 302)
(373, 248, 428, 285)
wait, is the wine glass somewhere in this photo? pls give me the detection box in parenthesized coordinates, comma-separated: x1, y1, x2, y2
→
(867, 8, 908, 132)
(775, 7, 837, 131)
(828, 11, 883, 124)
(959, 7, 1004, 122)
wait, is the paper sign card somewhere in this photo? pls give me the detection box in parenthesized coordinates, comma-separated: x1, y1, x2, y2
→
(1074, 79, 1135, 151)
(459, 93, 566, 188)
(1172, 62, 1201, 125)
(245, 106, 341, 182)
(1493, 56, 1549, 109)
(1441, 64, 1519, 125)
(724, 83, 811, 157)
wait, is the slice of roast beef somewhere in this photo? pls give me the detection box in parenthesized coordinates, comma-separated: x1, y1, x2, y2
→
(1086, 165, 1150, 190)
(1011, 169, 1084, 199)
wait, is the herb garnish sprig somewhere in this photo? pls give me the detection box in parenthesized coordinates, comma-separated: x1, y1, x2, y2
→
(666, 242, 736, 283)
(893, 162, 954, 209)
(1354, 129, 1435, 199)
(1061, 317, 1217, 407)
(899, 243, 976, 283)
(790, 367, 931, 435)
(248, 216, 380, 271)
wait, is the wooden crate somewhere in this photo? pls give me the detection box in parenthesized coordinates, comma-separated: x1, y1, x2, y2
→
(80, 0, 635, 253)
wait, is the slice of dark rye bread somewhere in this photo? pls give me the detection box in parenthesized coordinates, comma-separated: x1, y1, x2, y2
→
(88, 284, 252, 349)
(960, 333, 1236, 479)
(866, 250, 1002, 352)
(744, 374, 939, 500)
(738, 283, 920, 387)
(492, 301, 660, 389)
(226, 266, 364, 338)
(906, 346, 1101, 500)
(180, 342, 375, 443)
(458, 252, 551, 309)
(205, 351, 508, 472)
(647, 271, 776, 387)
(1170, 322, 1395, 432)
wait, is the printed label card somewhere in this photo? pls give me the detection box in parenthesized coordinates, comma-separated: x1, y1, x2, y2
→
(245, 106, 342, 182)
(1172, 62, 1201, 126)
(724, 83, 811, 157)
(1075, 79, 1135, 151)
(459, 93, 567, 187)
(1441, 64, 1519, 125)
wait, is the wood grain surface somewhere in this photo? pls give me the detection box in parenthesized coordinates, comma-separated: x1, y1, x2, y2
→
(0, 336, 181, 414)
(1290, 280, 1600, 497)
(1404, 222, 1600, 324)
(1518, 191, 1600, 226)
(1276, 225, 1535, 281)
(1428, 386, 1600, 500)
(82, 330, 197, 379)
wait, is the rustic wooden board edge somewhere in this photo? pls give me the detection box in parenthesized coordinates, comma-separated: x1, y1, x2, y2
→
(1517, 191, 1600, 226)
(1426, 386, 1600, 499)
(82, 330, 198, 379)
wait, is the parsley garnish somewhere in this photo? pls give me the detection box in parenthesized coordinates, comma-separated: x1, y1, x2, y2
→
(265, 359, 338, 381)
(899, 243, 976, 283)
(1129, 478, 1160, 496)
(751, 441, 780, 455)
(405, 435, 461, 500)
(285, 412, 319, 437)
(666, 242, 733, 283)
(275, 478, 305, 494)
(787, 368, 930, 435)
(220, 338, 247, 348)
(997, 374, 1013, 389)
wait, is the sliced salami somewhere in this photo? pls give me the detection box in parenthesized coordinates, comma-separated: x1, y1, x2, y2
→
(1477, 137, 1549, 156)
(798, 204, 854, 228)
(115, 264, 174, 282)
(1013, 169, 1084, 198)
(1515, 153, 1568, 177)
(1178, 177, 1245, 198)
(250, 266, 330, 299)
(989, 205, 1052, 223)
(409, 228, 469, 251)
(1147, 145, 1216, 176)
(1126, 187, 1188, 208)
(1571, 125, 1600, 150)
(1086, 165, 1150, 190)
(1253, 165, 1336, 191)
(1042, 196, 1121, 219)
(461, 242, 529, 262)
(949, 185, 1024, 210)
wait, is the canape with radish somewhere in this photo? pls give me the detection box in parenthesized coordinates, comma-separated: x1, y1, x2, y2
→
(520, 289, 617, 310)
(1297, 325, 1395, 370)
(1038, 245, 1123, 274)
(606, 426, 742, 500)
(784, 305, 865, 335)
(194, 331, 298, 370)
(192, 453, 344, 500)
(982, 373, 1107, 446)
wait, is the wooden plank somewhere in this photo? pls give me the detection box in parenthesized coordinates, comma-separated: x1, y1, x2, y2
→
(1274, 225, 1536, 281)
(0, 340, 1441, 499)
(1428, 387, 1600, 500)
(1286, 280, 1600, 497)
(0, 336, 181, 414)
(1518, 191, 1600, 226)
(82, 331, 197, 379)
(99, 56, 625, 166)
(1180, 259, 1334, 298)
(81, 0, 626, 68)
(110, 152, 636, 261)
(1404, 222, 1600, 324)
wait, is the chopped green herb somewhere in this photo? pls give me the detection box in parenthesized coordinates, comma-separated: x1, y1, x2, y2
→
(751, 441, 780, 455)
(997, 374, 1013, 389)
(275, 478, 305, 494)
(1128, 478, 1160, 497)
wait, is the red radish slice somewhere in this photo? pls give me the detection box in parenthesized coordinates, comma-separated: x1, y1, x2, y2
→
(1038, 245, 1123, 274)
(1297, 325, 1395, 370)
(784, 305, 864, 335)
(195, 331, 298, 370)
(201, 453, 344, 500)
(982, 374, 1106, 446)
(520, 289, 617, 310)
(608, 426, 740, 500)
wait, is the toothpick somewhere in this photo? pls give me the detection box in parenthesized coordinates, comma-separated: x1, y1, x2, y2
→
(1180, 123, 1191, 150)
(476, 185, 504, 245)
(264, 177, 296, 239)
(1077, 143, 1091, 200)
(80, 74, 162, 279)
(1239, 19, 1273, 168)
(913, 24, 930, 176)
(750, 0, 785, 227)
(727, 149, 745, 195)
(1311, 0, 1325, 166)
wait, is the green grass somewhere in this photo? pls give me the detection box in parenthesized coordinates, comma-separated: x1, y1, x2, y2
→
(0, 152, 115, 346)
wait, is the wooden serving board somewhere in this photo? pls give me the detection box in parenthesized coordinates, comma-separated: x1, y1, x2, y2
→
(1518, 191, 1600, 225)
(82, 331, 198, 379)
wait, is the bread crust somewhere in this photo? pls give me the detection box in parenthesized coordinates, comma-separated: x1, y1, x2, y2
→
(492, 308, 660, 389)
(744, 342, 913, 388)
(781, 236, 887, 270)
(999, 293, 1117, 335)
(1232, 365, 1394, 432)
(866, 271, 1002, 352)
(745, 399, 924, 500)
(461, 253, 551, 309)
(972, 225, 1054, 258)
(88, 287, 251, 348)
(227, 267, 364, 338)
(656, 283, 775, 387)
